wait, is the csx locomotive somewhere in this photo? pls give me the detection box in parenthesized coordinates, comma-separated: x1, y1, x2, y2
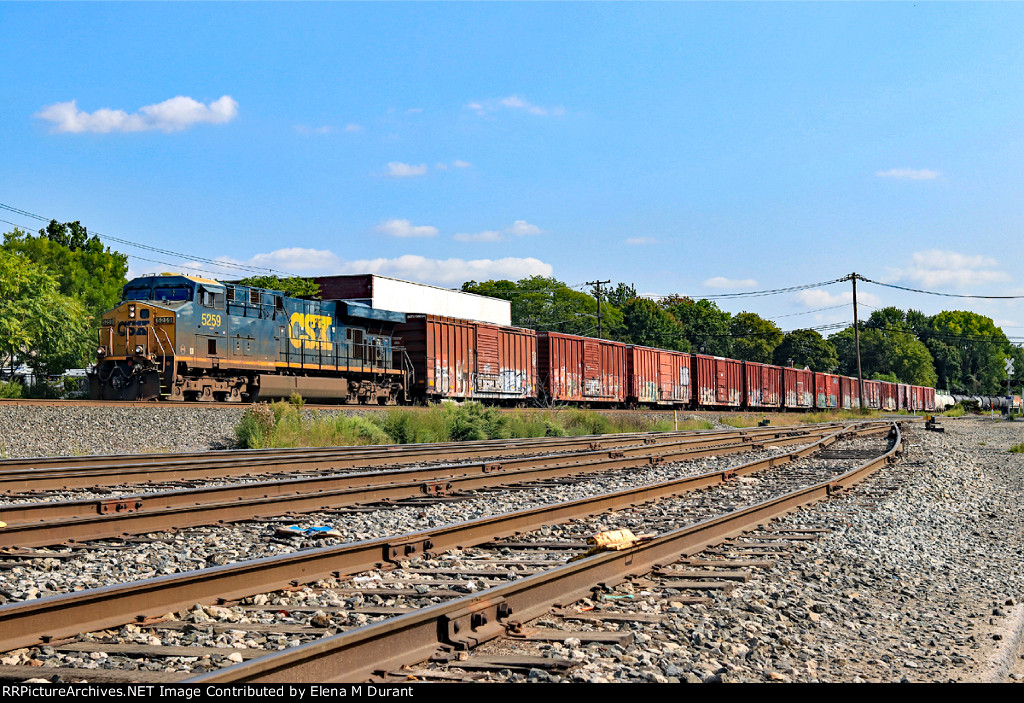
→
(89, 274, 410, 402)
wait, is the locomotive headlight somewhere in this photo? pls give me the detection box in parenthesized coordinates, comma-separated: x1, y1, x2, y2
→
(129, 305, 136, 318)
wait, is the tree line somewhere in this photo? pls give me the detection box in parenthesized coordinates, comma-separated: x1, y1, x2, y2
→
(462, 275, 1024, 395)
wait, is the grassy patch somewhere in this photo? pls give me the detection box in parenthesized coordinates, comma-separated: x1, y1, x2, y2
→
(233, 401, 714, 449)
(1010, 443, 1024, 453)
(942, 404, 966, 417)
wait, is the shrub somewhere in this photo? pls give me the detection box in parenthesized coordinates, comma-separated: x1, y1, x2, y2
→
(235, 404, 277, 448)
(0, 380, 23, 398)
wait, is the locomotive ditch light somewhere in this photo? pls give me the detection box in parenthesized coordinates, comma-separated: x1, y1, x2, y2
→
(134, 345, 145, 355)
(97, 347, 107, 357)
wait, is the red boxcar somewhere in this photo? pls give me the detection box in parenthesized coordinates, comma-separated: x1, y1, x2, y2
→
(923, 387, 935, 411)
(397, 314, 536, 402)
(744, 362, 782, 409)
(880, 381, 898, 411)
(626, 346, 692, 406)
(909, 385, 926, 411)
(840, 376, 861, 410)
(783, 367, 814, 409)
(538, 332, 626, 404)
(861, 380, 881, 410)
(814, 372, 840, 409)
(694, 354, 742, 407)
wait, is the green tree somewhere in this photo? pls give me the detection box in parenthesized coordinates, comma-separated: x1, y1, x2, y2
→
(463, 276, 623, 338)
(660, 296, 733, 357)
(235, 275, 321, 298)
(922, 310, 1010, 394)
(773, 329, 839, 372)
(605, 282, 638, 309)
(729, 311, 783, 363)
(0, 250, 92, 376)
(3, 223, 128, 327)
(830, 307, 937, 386)
(620, 298, 688, 350)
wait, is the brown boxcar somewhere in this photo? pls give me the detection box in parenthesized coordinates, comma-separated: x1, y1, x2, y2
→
(694, 354, 743, 407)
(840, 376, 862, 410)
(897, 383, 909, 411)
(862, 380, 881, 410)
(397, 314, 536, 402)
(626, 346, 692, 406)
(923, 387, 935, 411)
(814, 372, 840, 409)
(537, 332, 626, 404)
(783, 367, 814, 409)
(744, 362, 782, 409)
(910, 385, 926, 411)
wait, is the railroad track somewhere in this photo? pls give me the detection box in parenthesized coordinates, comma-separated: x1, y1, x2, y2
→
(0, 421, 900, 682)
(0, 425, 835, 493)
(0, 425, 850, 549)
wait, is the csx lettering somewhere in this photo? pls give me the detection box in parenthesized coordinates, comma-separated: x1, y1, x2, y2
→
(201, 313, 222, 327)
(289, 313, 333, 350)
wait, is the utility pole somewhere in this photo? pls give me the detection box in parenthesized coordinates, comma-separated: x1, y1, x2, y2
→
(850, 272, 864, 410)
(587, 280, 610, 339)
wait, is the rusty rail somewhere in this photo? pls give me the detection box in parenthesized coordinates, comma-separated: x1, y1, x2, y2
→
(0, 425, 840, 493)
(0, 422, 890, 653)
(193, 423, 903, 682)
(0, 427, 847, 548)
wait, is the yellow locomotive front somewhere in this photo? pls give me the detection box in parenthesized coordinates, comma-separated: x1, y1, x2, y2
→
(90, 300, 177, 400)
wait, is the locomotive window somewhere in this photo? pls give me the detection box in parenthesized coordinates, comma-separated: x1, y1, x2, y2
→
(275, 295, 284, 310)
(154, 285, 192, 302)
(123, 286, 150, 300)
(199, 288, 225, 309)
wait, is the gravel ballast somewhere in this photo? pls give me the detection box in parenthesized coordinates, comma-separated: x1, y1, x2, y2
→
(0, 407, 1022, 682)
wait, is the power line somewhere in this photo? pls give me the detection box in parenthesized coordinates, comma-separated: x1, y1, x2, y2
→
(858, 275, 1024, 300)
(0, 203, 299, 278)
(641, 278, 846, 301)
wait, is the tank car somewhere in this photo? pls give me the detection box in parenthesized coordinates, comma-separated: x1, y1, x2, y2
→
(88, 274, 410, 403)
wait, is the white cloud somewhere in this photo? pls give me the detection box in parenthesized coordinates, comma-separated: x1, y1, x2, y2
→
(626, 237, 657, 245)
(507, 220, 541, 236)
(452, 220, 543, 243)
(888, 249, 1011, 288)
(375, 218, 439, 238)
(795, 289, 881, 307)
(875, 168, 940, 180)
(435, 160, 472, 171)
(295, 124, 332, 135)
(223, 249, 552, 286)
(344, 123, 362, 132)
(386, 162, 428, 177)
(467, 95, 565, 117)
(36, 95, 238, 133)
(453, 230, 503, 243)
(704, 277, 757, 289)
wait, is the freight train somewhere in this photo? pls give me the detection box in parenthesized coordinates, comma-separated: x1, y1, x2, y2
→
(88, 274, 937, 413)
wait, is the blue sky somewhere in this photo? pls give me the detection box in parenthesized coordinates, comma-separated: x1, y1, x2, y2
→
(3, 2, 1024, 338)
